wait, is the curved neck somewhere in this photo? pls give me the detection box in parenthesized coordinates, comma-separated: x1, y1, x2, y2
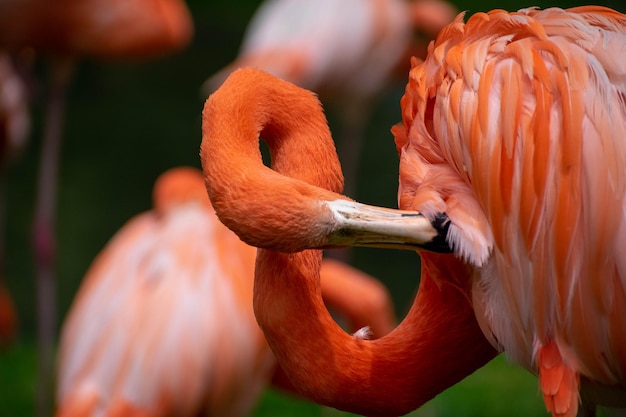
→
(201, 68, 347, 253)
(201, 68, 496, 415)
(255, 250, 496, 416)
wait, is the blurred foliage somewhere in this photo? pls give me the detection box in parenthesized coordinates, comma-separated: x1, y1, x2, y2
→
(2, 0, 626, 415)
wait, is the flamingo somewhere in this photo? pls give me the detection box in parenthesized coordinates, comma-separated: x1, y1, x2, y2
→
(203, 0, 457, 200)
(201, 68, 496, 417)
(0, 1, 193, 414)
(392, 6, 626, 416)
(200, 5, 626, 417)
(56, 167, 397, 417)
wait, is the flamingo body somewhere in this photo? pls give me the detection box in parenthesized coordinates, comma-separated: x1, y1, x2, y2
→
(57, 167, 397, 417)
(0, 0, 192, 60)
(211, 0, 407, 98)
(57, 167, 272, 417)
(394, 6, 626, 415)
(204, 0, 456, 198)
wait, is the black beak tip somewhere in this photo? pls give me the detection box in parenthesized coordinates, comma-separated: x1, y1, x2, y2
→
(425, 213, 452, 253)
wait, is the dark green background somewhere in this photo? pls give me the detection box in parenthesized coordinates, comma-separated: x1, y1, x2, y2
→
(2, 0, 625, 415)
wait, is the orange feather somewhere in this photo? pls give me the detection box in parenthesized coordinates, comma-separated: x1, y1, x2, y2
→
(396, 6, 626, 416)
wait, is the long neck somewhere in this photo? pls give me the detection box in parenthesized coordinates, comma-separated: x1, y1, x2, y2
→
(255, 249, 496, 416)
(201, 68, 496, 416)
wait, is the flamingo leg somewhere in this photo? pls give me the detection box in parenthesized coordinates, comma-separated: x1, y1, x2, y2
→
(32, 56, 75, 417)
(0, 51, 32, 349)
(0, 172, 6, 293)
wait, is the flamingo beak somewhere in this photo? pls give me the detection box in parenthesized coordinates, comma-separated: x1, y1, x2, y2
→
(322, 199, 451, 253)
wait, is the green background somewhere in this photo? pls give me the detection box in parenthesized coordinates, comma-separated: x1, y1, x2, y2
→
(2, 0, 625, 415)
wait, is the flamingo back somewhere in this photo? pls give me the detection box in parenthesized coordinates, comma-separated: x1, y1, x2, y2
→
(56, 168, 273, 417)
(393, 6, 626, 416)
(204, 0, 414, 100)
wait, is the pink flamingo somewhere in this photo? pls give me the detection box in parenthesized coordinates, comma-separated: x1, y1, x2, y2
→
(203, 0, 456, 199)
(0, 1, 193, 414)
(56, 167, 396, 416)
(202, 5, 626, 416)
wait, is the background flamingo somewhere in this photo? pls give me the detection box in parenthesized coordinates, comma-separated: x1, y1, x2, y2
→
(203, 0, 457, 201)
(0, 1, 193, 414)
(201, 68, 496, 416)
(56, 166, 397, 417)
(201, 5, 626, 417)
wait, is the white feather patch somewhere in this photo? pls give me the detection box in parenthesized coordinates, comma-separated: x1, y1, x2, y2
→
(352, 326, 373, 340)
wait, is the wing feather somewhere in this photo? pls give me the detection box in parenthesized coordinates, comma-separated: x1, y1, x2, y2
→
(57, 206, 270, 416)
(395, 6, 626, 400)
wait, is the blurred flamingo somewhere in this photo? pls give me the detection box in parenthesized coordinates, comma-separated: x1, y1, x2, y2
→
(0, 1, 193, 413)
(202, 4, 626, 417)
(203, 0, 457, 200)
(56, 167, 396, 417)
(201, 68, 496, 416)
(0, 52, 30, 347)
